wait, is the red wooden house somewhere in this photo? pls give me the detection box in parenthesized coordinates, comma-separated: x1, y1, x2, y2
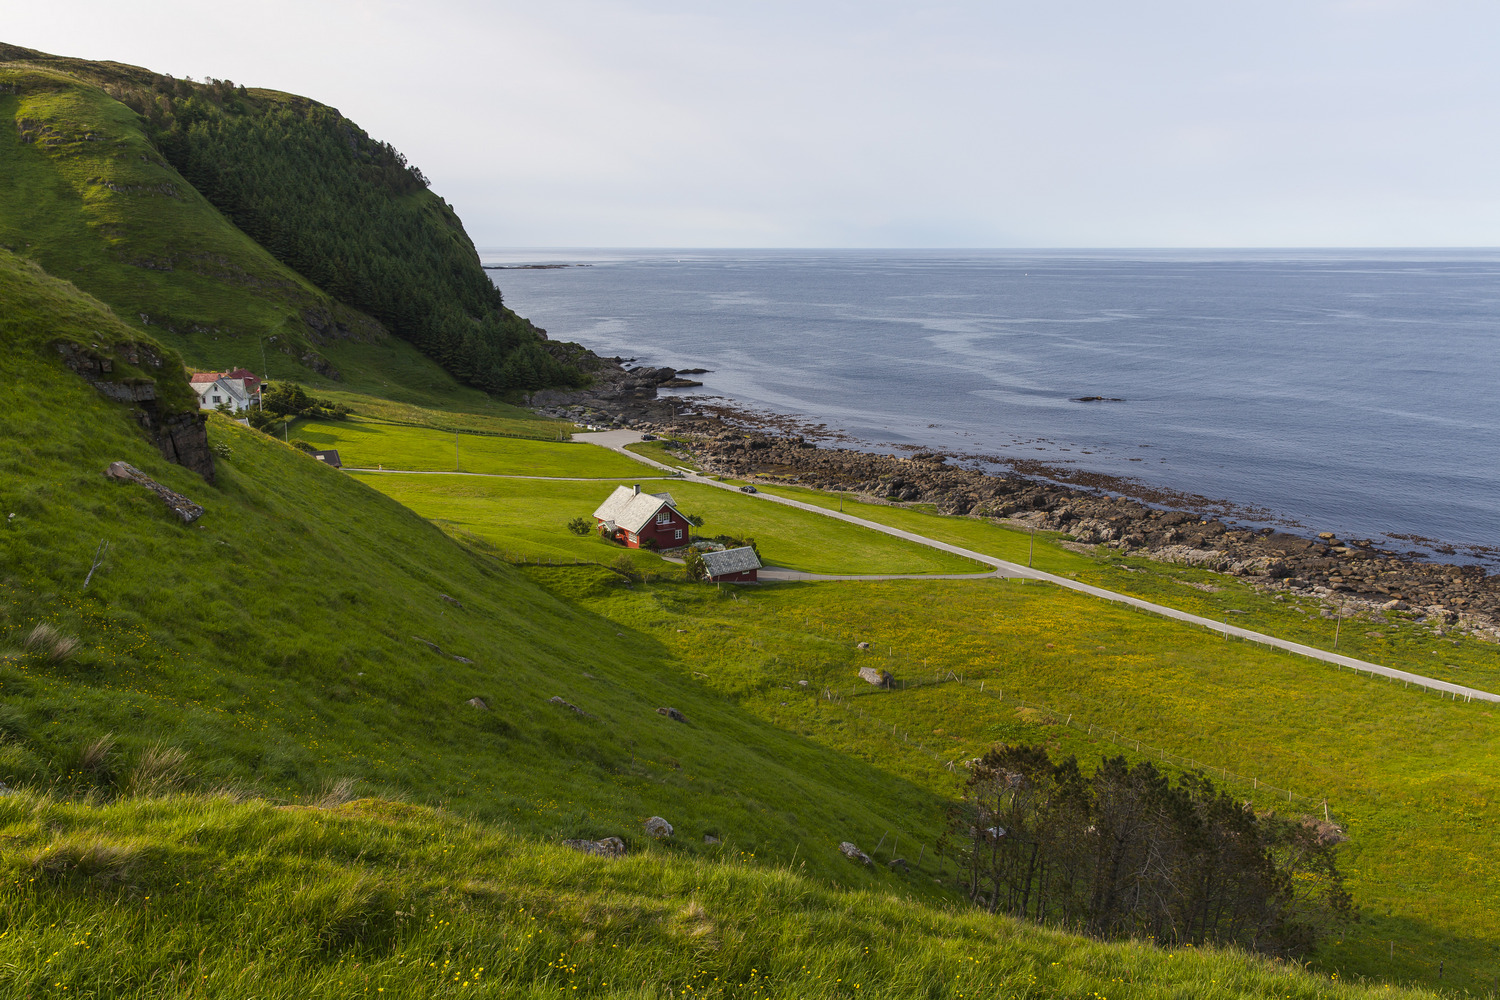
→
(593, 485, 692, 549)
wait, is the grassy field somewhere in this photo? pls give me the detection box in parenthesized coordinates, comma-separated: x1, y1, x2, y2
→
(749, 483, 1500, 692)
(308, 388, 572, 439)
(551, 572, 1500, 991)
(626, 437, 702, 471)
(290, 418, 643, 477)
(355, 473, 989, 575)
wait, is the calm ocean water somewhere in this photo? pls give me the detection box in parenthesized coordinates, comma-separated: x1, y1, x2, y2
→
(481, 249, 1500, 563)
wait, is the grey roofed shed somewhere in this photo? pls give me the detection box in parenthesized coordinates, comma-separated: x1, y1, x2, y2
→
(700, 546, 762, 578)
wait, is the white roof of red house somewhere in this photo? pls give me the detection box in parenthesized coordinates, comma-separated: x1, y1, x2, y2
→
(593, 485, 680, 533)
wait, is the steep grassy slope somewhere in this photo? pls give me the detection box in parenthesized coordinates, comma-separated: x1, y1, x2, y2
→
(0, 62, 372, 382)
(0, 41, 576, 395)
(0, 248, 947, 886)
(0, 794, 1441, 1000)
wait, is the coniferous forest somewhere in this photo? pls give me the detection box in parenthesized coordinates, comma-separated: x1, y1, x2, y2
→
(113, 75, 579, 394)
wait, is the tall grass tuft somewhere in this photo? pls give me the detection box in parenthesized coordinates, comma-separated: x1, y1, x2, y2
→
(75, 733, 117, 784)
(30, 834, 145, 885)
(124, 742, 191, 797)
(313, 776, 359, 808)
(23, 622, 78, 662)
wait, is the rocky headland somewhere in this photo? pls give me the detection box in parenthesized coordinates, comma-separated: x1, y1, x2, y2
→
(528, 357, 1500, 640)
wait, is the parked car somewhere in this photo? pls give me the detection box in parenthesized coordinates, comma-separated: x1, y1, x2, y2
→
(739, 485, 758, 493)
(640, 433, 656, 441)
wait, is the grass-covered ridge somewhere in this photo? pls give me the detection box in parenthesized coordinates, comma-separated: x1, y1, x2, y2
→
(0, 792, 1438, 1000)
(0, 40, 579, 395)
(0, 41, 579, 403)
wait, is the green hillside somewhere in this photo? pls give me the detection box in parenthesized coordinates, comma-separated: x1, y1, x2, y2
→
(0, 42, 575, 402)
(0, 238, 1452, 998)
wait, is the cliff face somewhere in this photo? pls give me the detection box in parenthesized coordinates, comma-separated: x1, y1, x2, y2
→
(54, 340, 214, 482)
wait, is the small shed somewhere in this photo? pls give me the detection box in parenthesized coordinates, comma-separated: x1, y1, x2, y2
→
(313, 449, 342, 469)
(700, 546, 761, 584)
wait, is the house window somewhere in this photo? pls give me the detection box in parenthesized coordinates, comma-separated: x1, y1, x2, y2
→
(674, 529, 683, 540)
(211, 395, 221, 403)
(656, 511, 672, 525)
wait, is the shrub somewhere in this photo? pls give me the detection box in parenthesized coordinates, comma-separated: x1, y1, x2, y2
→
(684, 548, 707, 582)
(566, 516, 593, 536)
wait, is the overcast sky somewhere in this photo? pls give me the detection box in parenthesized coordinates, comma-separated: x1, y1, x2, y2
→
(9, 1, 1500, 246)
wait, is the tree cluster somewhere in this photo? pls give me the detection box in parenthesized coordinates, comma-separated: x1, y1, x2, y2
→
(112, 76, 581, 394)
(245, 382, 348, 434)
(942, 744, 1354, 958)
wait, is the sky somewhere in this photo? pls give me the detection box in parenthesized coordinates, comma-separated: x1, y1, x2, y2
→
(7, 1, 1500, 247)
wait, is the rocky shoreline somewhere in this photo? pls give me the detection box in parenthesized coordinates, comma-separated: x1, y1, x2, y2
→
(529, 358, 1500, 641)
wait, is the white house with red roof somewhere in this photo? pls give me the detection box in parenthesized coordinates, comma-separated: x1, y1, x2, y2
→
(189, 369, 261, 412)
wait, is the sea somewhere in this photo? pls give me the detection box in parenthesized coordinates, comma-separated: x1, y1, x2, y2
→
(479, 248, 1500, 565)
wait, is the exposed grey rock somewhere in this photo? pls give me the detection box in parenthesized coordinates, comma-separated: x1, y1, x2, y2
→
(855, 641, 870, 651)
(858, 666, 894, 688)
(104, 462, 204, 523)
(466, 697, 489, 710)
(644, 816, 674, 838)
(656, 706, 687, 723)
(548, 695, 593, 718)
(563, 836, 627, 858)
(839, 841, 872, 865)
(704, 834, 720, 845)
(440, 594, 464, 608)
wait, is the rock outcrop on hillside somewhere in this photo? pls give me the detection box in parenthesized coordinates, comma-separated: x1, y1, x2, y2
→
(56, 340, 215, 482)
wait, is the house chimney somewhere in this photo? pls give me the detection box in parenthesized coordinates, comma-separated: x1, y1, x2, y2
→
(633, 484, 640, 495)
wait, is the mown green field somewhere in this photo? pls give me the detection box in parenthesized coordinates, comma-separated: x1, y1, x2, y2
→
(626, 437, 702, 471)
(290, 418, 641, 477)
(355, 472, 988, 576)
(750, 483, 1500, 692)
